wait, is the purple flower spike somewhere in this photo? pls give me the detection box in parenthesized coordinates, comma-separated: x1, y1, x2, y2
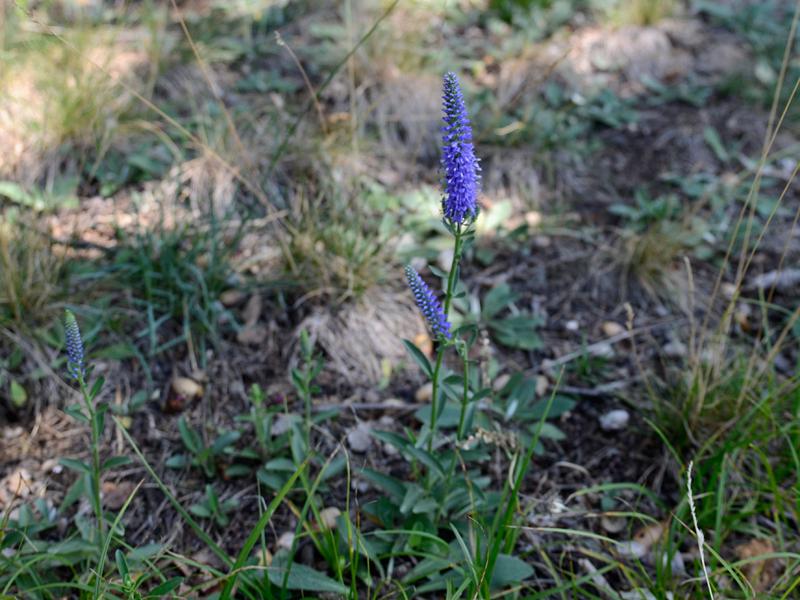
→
(441, 72, 480, 225)
(64, 310, 85, 380)
(405, 266, 452, 340)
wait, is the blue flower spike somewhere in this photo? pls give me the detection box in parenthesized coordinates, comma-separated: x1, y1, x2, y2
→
(441, 71, 480, 226)
(64, 309, 86, 381)
(405, 266, 452, 341)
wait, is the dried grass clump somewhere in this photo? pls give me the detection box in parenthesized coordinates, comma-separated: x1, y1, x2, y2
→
(295, 287, 427, 386)
(0, 27, 152, 185)
(0, 213, 64, 327)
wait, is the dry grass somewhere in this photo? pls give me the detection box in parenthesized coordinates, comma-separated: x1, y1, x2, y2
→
(604, 0, 679, 27)
(0, 14, 166, 186)
(296, 286, 427, 386)
(0, 212, 64, 327)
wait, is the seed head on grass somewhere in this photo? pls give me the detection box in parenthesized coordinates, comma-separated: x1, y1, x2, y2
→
(405, 266, 451, 340)
(441, 71, 480, 226)
(64, 309, 85, 380)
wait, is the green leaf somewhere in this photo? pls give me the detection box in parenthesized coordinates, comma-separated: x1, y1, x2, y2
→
(189, 503, 212, 518)
(60, 477, 85, 512)
(93, 405, 107, 436)
(146, 577, 183, 598)
(490, 554, 534, 589)
(64, 404, 90, 423)
(414, 401, 462, 428)
(60, 458, 91, 474)
(0, 181, 41, 209)
(224, 464, 251, 478)
(205, 484, 219, 513)
(402, 339, 433, 377)
(318, 453, 347, 481)
(482, 284, 517, 319)
(703, 126, 729, 162)
(370, 430, 410, 452)
(399, 484, 426, 515)
(290, 369, 307, 394)
(490, 315, 543, 350)
(211, 430, 241, 454)
(264, 457, 298, 472)
(129, 390, 148, 411)
(290, 423, 307, 463)
(536, 422, 567, 441)
(257, 469, 289, 491)
(94, 343, 138, 360)
(178, 417, 200, 454)
(522, 395, 576, 420)
(9, 380, 27, 408)
(165, 454, 189, 469)
(268, 552, 348, 594)
(405, 446, 445, 477)
(126, 543, 164, 564)
(7, 347, 23, 370)
(101, 455, 132, 471)
(427, 264, 448, 279)
(89, 376, 105, 401)
(360, 468, 406, 500)
(115, 549, 130, 580)
(221, 498, 239, 511)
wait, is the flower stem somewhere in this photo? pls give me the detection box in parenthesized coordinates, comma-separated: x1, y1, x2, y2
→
(456, 348, 470, 441)
(79, 378, 105, 544)
(428, 225, 464, 452)
(436, 347, 471, 522)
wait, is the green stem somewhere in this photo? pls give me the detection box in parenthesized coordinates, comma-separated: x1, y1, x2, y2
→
(436, 347, 471, 524)
(456, 348, 470, 441)
(79, 378, 105, 544)
(304, 385, 312, 445)
(427, 351, 445, 454)
(428, 226, 464, 452)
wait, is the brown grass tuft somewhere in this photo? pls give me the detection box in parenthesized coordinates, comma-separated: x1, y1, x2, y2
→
(295, 286, 427, 386)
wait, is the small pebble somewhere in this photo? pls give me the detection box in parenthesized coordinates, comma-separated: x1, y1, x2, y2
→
(347, 423, 372, 453)
(617, 540, 647, 558)
(493, 373, 511, 392)
(383, 443, 399, 456)
(317, 507, 341, 530)
(599, 409, 629, 431)
(533, 235, 551, 248)
(663, 340, 686, 357)
(277, 532, 295, 550)
(601, 516, 627, 533)
(601, 321, 625, 337)
(382, 398, 405, 409)
(592, 342, 615, 359)
(415, 382, 432, 403)
(271, 414, 294, 436)
(535, 375, 549, 397)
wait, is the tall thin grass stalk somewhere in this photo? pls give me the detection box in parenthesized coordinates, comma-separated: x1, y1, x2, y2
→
(687, 461, 715, 599)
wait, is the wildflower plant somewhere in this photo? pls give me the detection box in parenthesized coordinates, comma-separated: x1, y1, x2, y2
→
(406, 72, 481, 452)
(61, 310, 110, 547)
(61, 310, 131, 557)
(365, 72, 559, 596)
